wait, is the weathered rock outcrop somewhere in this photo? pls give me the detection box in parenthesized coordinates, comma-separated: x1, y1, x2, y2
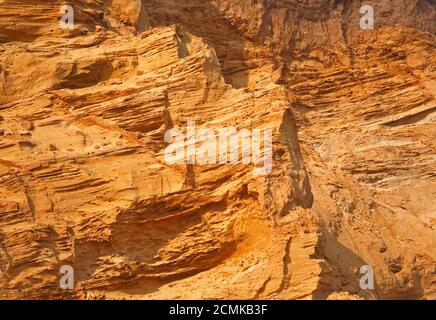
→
(0, 0, 435, 299)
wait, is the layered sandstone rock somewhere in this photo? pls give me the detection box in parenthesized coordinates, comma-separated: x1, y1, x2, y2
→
(0, 0, 435, 299)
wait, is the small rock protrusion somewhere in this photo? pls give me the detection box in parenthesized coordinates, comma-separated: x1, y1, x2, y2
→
(387, 256, 403, 274)
(18, 141, 36, 151)
(379, 243, 387, 253)
(21, 120, 34, 131)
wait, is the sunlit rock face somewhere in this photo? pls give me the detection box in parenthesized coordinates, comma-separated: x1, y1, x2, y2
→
(0, 0, 435, 300)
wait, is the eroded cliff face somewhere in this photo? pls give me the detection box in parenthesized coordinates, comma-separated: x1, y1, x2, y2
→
(0, 0, 435, 300)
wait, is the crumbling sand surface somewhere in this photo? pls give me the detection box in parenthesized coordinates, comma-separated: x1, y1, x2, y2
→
(0, 0, 435, 300)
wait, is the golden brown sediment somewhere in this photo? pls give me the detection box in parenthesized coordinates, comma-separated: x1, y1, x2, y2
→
(0, 0, 435, 299)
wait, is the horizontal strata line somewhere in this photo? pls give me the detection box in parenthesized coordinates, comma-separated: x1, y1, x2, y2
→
(382, 105, 436, 127)
(52, 178, 108, 192)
